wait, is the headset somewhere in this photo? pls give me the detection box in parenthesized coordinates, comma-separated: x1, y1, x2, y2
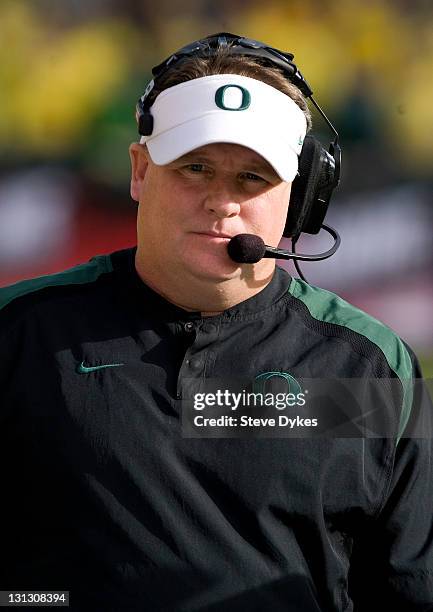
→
(136, 33, 342, 278)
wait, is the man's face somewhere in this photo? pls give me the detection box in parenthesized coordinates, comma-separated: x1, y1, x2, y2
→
(129, 142, 292, 283)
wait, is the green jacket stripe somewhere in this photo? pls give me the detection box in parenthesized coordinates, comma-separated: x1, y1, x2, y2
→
(0, 255, 113, 312)
(288, 278, 413, 445)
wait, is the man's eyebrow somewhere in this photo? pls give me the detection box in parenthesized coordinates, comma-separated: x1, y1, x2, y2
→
(169, 152, 213, 165)
(244, 161, 279, 176)
(170, 152, 278, 176)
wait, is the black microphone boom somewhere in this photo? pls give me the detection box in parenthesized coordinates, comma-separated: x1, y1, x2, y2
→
(227, 224, 341, 264)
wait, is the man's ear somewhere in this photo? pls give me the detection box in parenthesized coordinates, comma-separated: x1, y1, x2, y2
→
(129, 143, 149, 202)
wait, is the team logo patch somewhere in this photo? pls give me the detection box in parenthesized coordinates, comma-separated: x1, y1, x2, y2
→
(253, 371, 302, 395)
(215, 85, 251, 111)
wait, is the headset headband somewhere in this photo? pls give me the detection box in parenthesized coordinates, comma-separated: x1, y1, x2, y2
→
(150, 33, 313, 98)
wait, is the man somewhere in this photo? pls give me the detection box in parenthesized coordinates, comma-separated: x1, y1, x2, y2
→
(1, 33, 432, 612)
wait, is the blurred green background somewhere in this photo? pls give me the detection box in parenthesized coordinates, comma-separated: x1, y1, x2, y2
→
(0, 0, 432, 374)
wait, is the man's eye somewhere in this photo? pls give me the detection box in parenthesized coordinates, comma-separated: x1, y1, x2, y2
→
(186, 164, 205, 172)
(241, 172, 266, 182)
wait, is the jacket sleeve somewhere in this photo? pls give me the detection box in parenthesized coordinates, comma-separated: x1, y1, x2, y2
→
(0, 323, 18, 423)
(349, 350, 433, 611)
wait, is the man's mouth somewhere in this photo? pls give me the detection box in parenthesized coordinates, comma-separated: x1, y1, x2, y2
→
(192, 231, 233, 239)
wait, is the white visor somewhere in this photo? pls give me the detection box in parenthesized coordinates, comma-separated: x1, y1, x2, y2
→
(140, 74, 307, 182)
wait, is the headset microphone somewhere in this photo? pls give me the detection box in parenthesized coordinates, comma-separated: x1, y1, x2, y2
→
(227, 224, 341, 265)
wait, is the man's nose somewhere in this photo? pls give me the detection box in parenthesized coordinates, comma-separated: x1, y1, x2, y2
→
(203, 180, 241, 219)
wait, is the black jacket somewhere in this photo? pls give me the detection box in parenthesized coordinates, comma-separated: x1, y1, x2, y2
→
(1, 247, 432, 611)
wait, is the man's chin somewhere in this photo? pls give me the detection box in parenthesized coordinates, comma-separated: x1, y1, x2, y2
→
(183, 253, 242, 282)
(188, 263, 242, 283)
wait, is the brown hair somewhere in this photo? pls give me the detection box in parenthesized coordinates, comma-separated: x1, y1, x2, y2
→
(147, 45, 312, 131)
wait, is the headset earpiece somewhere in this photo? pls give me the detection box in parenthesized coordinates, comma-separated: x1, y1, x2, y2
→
(136, 99, 154, 136)
(284, 136, 322, 238)
(284, 136, 339, 238)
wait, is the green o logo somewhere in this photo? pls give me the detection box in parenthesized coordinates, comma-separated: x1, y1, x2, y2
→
(215, 85, 251, 111)
(253, 371, 302, 396)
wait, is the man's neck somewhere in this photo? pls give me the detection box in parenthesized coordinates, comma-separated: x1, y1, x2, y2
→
(134, 254, 276, 316)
